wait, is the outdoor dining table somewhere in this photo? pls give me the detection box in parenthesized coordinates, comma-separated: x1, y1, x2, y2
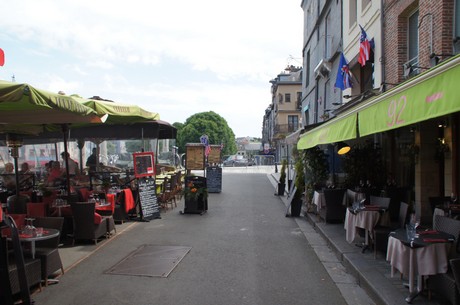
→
(433, 205, 460, 224)
(10, 228, 60, 259)
(344, 205, 388, 246)
(386, 228, 454, 303)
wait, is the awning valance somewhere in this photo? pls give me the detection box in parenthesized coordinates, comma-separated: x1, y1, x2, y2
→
(297, 113, 357, 150)
(359, 55, 460, 137)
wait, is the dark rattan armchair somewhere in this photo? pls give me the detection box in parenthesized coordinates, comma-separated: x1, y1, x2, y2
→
(33, 217, 65, 286)
(427, 215, 460, 304)
(320, 189, 347, 223)
(70, 202, 108, 245)
(373, 202, 408, 259)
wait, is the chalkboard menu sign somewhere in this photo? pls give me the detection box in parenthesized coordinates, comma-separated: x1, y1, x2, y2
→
(186, 144, 205, 170)
(207, 145, 222, 165)
(206, 166, 222, 193)
(137, 177, 161, 220)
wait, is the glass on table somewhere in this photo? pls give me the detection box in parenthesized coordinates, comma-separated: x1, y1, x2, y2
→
(35, 227, 44, 237)
(24, 218, 36, 236)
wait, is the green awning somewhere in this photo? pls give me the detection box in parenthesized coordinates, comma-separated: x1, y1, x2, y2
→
(297, 113, 357, 150)
(359, 55, 460, 137)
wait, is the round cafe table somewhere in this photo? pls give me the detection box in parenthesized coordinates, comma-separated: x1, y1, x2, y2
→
(10, 228, 60, 259)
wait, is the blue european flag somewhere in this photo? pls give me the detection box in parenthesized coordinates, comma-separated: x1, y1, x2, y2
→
(335, 53, 353, 90)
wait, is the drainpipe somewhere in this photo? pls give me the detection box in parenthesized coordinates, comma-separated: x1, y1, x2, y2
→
(380, 0, 386, 91)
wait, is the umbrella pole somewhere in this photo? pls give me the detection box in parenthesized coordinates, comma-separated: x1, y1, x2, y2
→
(61, 124, 71, 195)
(11, 148, 20, 197)
(77, 139, 85, 173)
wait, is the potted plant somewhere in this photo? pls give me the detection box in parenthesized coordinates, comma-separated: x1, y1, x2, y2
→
(290, 154, 306, 217)
(184, 180, 208, 202)
(277, 159, 287, 196)
(304, 147, 329, 212)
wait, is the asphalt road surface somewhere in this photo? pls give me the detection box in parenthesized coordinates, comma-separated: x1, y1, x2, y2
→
(33, 167, 347, 305)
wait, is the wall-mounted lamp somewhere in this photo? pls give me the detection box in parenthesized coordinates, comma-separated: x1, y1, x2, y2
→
(429, 53, 454, 67)
(337, 142, 351, 155)
(438, 121, 447, 128)
(403, 63, 430, 79)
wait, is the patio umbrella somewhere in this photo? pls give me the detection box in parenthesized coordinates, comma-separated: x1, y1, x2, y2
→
(69, 96, 161, 171)
(0, 81, 103, 124)
(72, 95, 160, 124)
(0, 80, 106, 195)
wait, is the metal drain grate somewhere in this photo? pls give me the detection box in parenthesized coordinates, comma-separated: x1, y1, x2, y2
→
(105, 245, 191, 278)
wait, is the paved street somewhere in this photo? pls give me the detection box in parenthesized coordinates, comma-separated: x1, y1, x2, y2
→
(32, 167, 359, 305)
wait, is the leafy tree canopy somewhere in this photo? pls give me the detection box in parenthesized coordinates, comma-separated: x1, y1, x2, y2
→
(175, 111, 237, 156)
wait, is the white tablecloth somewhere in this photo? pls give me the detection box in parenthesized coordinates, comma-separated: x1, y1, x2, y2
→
(312, 191, 325, 213)
(344, 208, 381, 243)
(386, 236, 450, 277)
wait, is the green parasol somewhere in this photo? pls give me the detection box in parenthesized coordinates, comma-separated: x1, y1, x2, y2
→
(0, 81, 104, 124)
(72, 95, 160, 124)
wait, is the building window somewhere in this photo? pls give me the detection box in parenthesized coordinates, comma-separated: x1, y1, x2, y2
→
(349, 0, 357, 29)
(455, 0, 460, 53)
(285, 93, 291, 102)
(325, 11, 331, 59)
(456, 0, 460, 38)
(296, 92, 302, 110)
(304, 109, 310, 127)
(288, 115, 299, 132)
(278, 93, 283, 103)
(408, 10, 419, 63)
(306, 50, 310, 88)
(324, 79, 329, 112)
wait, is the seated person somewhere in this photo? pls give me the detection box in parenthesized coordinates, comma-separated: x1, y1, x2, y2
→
(19, 162, 34, 190)
(46, 161, 64, 186)
(1, 162, 16, 189)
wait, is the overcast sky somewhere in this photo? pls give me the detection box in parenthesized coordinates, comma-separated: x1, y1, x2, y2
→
(0, 0, 303, 139)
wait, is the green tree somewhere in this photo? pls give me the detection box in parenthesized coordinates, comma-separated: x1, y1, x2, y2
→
(125, 140, 143, 153)
(176, 111, 237, 155)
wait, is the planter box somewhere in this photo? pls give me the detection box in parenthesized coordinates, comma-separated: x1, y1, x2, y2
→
(277, 183, 285, 196)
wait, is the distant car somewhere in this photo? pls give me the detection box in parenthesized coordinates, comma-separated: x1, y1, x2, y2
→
(223, 156, 236, 167)
(223, 155, 248, 167)
(234, 156, 248, 167)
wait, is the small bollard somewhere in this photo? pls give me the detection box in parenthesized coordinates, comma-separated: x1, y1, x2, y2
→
(275, 162, 278, 173)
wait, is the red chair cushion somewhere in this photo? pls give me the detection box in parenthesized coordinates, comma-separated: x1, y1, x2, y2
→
(27, 202, 48, 217)
(94, 212, 102, 224)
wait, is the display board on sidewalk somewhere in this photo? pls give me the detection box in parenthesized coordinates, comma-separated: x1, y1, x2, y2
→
(206, 166, 222, 193)
(137, 177, 161, 220)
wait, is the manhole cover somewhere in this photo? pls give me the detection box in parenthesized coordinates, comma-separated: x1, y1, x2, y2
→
(105, 245, 191, 277)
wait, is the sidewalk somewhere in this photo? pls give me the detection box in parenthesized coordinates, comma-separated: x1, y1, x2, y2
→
(270, 172, 448, 305)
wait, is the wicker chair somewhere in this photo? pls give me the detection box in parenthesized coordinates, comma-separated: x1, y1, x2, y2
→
(33, 217, 65, 286)
(70, 202, 108, 245)
(451, 258, 460, 296)
(373, 202, 408, 259)
(320, 189, 347, 223)
(369, 195, 391, 209)
(427, 215, 460, 304)
(6, 194, 30, 214)
(113, 189, 135, 223)
(0, 216, 42, 302)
